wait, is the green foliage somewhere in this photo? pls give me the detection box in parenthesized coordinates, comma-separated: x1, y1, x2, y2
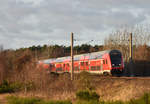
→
(7, 96, 72, 104)
(75, 100, 99, 104)
(75, 92, 150, 104)
(9, 82, 22, 92)
(128, 93, 150, 104)
(98, 93, 150, 104)
(101, 101, 124, 104)
(76, 90, 90, 101)
(76, 90, 100, 101)
(5, 92, 150, 104)
(41, 100, 72, 104)
(80, 44, 92, 53)
(0, 80, 21, 93)
(7, 96, 41, 104)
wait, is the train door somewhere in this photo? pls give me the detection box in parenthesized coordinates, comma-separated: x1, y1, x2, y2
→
(56, 63, 63, 73)
(105, 59, 109, 70)
(102, 59, 106, 70)
(63, 63, 66, 72)
(63, 63, 70, 72)
(90, 60, 102, 73)
(100, 59, 103, 72)
(102, 59, 109, 71)
(84, 61, 89, 71)
(50, 63, 55, 72)
(80, 61, 84, 71)
(74, 61, 79, 72)
(96, 60, 101, 72)
(89, 60, 97, 72)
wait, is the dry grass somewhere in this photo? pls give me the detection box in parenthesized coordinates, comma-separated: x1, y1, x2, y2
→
(95, 77, 150, 101)
(10, 69, 150, 102)
(2, 65, 150, 102)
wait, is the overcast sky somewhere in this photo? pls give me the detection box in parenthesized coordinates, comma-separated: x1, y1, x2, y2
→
(0, 0, 150, 49)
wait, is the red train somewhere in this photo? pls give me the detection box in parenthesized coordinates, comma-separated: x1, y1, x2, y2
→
(38, 50, 124, 75)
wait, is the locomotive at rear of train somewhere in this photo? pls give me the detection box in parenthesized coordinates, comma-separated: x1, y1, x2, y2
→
(38, 50, 124, 75)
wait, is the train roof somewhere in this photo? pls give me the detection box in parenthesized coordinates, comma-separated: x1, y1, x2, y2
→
(39, 50, 121, 64)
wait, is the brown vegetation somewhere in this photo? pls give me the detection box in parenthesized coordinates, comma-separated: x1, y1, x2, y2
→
(0, 51, 11, 84)
(1, 25, 150, 102)
(0, 50, 150, 102)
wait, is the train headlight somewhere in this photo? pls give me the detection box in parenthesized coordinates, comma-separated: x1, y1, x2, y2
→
(112, 64, 115, 66)
(119, 64, 121, 66)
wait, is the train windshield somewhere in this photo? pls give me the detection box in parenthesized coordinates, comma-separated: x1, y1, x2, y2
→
(110, 51, 122, 65)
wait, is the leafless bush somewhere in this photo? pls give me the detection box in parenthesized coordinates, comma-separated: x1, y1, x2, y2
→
(0, 53, 6, 84)
(104, 25, 150, 61)
(0, 50, 10, 84)
(8, 50, 75, 98)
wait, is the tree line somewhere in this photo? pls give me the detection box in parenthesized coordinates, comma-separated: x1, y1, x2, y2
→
(14, 44, 104, 60)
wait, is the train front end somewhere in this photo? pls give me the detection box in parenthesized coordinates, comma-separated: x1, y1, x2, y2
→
(109, 50, 124, 75)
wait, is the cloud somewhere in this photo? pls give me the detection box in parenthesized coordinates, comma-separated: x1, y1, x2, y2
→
(0, 0, 149, 49)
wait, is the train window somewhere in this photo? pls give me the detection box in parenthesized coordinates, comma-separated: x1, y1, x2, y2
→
(110, 51, 122, 65)
(56, 68, 62, 71)
(67, 63, 69, 67)
(81, 62, 84, 66)
(97, 66, 100, 70)
(74, 67, 79, 71)
(85, 62, 88, 66)
(106, 60, 107, 64)
(63, 64, 65, 67)
(91, 66, 96, 70)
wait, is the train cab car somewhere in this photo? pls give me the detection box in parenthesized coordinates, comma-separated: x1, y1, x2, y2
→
(109, 50, 124, 75)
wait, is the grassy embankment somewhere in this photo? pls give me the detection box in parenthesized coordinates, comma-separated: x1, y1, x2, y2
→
(1, 76, 150, 104)
(5, 92, 150, 104)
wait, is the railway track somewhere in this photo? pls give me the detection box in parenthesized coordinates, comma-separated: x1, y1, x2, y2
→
(78, 73, 150, 80)
(97, 75, 150, 80)
(50, 72, 150, 80)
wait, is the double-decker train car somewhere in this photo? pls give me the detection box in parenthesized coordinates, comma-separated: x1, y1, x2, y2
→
(38, 50, 124, 75)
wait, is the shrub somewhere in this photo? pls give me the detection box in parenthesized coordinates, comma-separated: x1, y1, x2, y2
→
(10, 82, 22, 91)
(90, 91, 100, 101)
(0, 80, 21, 93)
(43, 100, 72, 104)
(7, 96, 41, 104)
(75, 100, 99, 104)
(7, 96, 72, 104)
(101, 101, 124, 104)
(76, 90, 100, 101)
(128, 93, 150, 104)
(76, 90, 90, 101)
